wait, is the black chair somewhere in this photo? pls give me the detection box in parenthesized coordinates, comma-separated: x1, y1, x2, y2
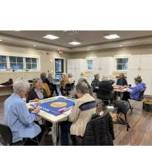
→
(114, 100, 131, 131)
(0, 124, 12, 145)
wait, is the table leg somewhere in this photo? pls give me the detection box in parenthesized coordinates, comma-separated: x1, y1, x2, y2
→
(52, 123, 59, 145)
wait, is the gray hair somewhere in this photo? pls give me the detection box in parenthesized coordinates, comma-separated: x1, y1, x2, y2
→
(13, 80, 30, 94)
(76, 81, 89, 94)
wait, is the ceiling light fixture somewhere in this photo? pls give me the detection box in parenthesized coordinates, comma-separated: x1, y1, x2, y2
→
(104, 34, 120, 40)
(0, 39, 3, 42)
(69, 41, 81, 46)
(43, 34, 59, 40)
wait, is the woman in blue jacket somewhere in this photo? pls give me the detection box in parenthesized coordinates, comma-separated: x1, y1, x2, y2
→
(129, 76, 146, 101)
(4, 80, 41, 144)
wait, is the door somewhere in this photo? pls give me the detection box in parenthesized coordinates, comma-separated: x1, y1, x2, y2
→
(55, 58, 64, 80)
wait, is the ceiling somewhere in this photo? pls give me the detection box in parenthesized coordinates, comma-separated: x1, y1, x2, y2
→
(1, 31, 152, 52)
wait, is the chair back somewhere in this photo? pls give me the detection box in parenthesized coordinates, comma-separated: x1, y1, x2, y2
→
(114, 100, 130, 115)
(0, 124, 12, 145)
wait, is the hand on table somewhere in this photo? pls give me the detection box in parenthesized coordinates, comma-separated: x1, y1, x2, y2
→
(32, 107, 40, 113)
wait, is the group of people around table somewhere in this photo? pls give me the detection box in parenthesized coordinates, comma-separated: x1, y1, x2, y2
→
(3, 72, 146, 146)
(91, 73, 146, 102)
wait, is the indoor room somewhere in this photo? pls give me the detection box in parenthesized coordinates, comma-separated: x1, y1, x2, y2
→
(0, 31, 152, 146)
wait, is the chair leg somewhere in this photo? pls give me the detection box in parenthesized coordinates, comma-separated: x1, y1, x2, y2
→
(116, 113, 130, 131)
(124, 114, 131, 131)
(127, 100, 133, 112)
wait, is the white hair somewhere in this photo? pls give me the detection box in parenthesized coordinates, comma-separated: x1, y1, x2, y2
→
(76, 81, 89, 94)
(13, 80, 30, 94)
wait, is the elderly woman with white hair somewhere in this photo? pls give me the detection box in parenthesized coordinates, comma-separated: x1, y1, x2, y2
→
(69, 81, 96, 145)
(4, 80, 41, 145)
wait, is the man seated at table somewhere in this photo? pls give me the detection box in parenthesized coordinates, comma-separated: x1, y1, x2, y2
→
(91, 74, 100, 93)
(128, 76, 146, 101)
(69, 81, 96, 145)
(116, 73, 128, 86)
(27, 78, 48, 102)
(68, 73, 75, 84)
(4, 80, 42, 145)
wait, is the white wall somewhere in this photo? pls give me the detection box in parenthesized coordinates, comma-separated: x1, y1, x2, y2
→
(1, 44, 152, 95)
(0, 44, 68, 83)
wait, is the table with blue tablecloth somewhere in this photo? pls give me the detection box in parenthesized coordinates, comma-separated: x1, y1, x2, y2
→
(27, 96, 75, 145)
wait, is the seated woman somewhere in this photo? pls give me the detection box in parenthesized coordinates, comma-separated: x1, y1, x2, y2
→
(83, 99, 114, 145)
(69, 81, 96, 145)
(91, 74, 100, 93)
(60, 73, 70, 95)
(4, 80, 41, 144)
(27, 78, 47, 102)
(116, 73, 128, 86)
(128, 76, 146, 101)
(68, 73, 75, 84)
(40, 72, 52, 97)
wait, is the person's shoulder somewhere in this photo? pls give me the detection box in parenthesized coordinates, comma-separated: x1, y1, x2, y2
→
(5, 94, 24, 106)
(91, 113, 99, 119)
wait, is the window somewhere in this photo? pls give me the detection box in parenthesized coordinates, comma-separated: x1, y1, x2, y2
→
(0, 55, 39, 72)
(25, 58, 38, 70)
(87, 59, 93, 70)
(9, 56, 23, 71)
(116, 58, 128, 70)
(55, 58, 64, 80)
(0, 56, 7, 71)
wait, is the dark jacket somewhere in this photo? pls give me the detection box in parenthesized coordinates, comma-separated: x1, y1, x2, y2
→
(116, 78, 128, 86)
(91, 79, 100, 92)
(27, 88, 47, 102)
(96, 80, 113, 100)
(83, 112, 114, 145)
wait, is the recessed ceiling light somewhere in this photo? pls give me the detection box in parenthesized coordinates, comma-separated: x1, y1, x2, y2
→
(43, 34, 59, 40)
(0, 39, 3, 42)
(69, 41, 81, 46)
(104, 34, 120, 40)
(33, 44, 37, 47)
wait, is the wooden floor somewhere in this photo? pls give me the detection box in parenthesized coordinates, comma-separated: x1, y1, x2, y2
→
(0, 96, 152, 145)
(114, 101, 152, 145)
